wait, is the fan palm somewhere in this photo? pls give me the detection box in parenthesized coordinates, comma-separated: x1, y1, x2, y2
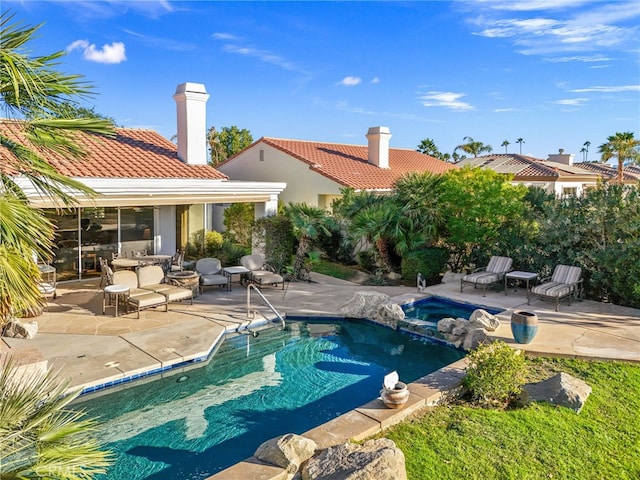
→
(284, 203, 335, 280)
(0, 360, 112, 478)
(0, 11, 114, 326)
(598, 132, 640, 183)
(454, 136, 492, 157)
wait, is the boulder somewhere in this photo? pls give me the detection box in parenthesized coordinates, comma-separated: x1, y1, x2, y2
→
(3, 320, 39, 339)
(436, 317, 457, 333)
(301, 438, 406, 480)
(441, 271, 464, 284)
(522, 372, 592, 413)
(468, 309, 500, 332)
(462, 327, 489, 351)
(254, 433, 317, 474)
(338, 292, 404, 328)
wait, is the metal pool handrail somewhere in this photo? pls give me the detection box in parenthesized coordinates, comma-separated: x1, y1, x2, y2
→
(246, 283, 286, 329)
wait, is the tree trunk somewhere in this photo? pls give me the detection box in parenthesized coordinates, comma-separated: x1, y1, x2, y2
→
(293, 236, 311, 280)
(376, 238, 395, 273)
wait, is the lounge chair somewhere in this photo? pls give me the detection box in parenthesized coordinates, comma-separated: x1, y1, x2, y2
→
(137, 265, 193, 307)
(240, 254, 285, 289)
(460, 256, 513, 296)
(111, 270, 168, 318)
(195, 258, 230, 293)
(528, 265, 583, 311)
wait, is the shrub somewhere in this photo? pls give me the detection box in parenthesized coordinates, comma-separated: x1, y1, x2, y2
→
(401, 247, 448, 285)
(205, 230, 224, 256)
(463, 340, 528, 408)
(356, 250, 376, 273)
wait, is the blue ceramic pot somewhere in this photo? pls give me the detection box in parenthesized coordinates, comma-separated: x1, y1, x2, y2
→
(511, 310, 538, 344)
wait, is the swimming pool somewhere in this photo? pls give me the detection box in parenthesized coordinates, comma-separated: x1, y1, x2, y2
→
(73, 319, 464, 479)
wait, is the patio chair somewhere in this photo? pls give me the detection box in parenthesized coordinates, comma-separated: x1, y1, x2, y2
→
(195, 258, 229, 293)
(111, 270, 168, 318)
(137, 265, 193, 307)
(460, 256, 513, 296)
(170, 249, 185, 272)
(528, 265, 583, 311)
(240, 254, 285, 290)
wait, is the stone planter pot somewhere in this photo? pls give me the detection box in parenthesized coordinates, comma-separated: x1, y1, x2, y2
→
(380, 381, 409, 409)
(511, 310, 539, 344)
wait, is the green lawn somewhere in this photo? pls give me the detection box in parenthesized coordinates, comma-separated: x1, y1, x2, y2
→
(311, 258, 364, 282)
(384, 358, 640, 479)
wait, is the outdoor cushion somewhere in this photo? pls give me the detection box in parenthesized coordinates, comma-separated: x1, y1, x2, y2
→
(528, 265, 582, 311)
(196, 258, 229, 292)
(137, 265, 193, 305)
(461, 256, 513, 296)
(240, 254, 284, 289)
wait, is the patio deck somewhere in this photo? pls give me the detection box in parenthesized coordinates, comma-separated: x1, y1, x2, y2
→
(2, 273, 638, 393)
(2, 273, 638, 480)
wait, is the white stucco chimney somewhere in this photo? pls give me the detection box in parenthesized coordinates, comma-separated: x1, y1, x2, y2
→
(547, 148, 575, 166)
(366, 126, 392, 169)
(173, 82, 210, 165)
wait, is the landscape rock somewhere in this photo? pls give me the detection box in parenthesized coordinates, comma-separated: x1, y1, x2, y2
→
(254, 433, 317, 474)
(522, 372, 592, 412)
(468, 309, 500, 332)
(339, 292, 404, 328)
(3, 320, 39, 339)
(301, 438, 406, 480)
(437, 317, 457, 333)
(462, 327, 489, 350)
(441, 271, 464, 284)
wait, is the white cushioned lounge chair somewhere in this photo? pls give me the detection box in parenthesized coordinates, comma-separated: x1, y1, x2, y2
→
(240, 254, 285, 289)
(195, 258, 229, 293)
(528, 264, 583, 311)
(137, 265, 193, 307)
(460, 256, 513, 296)
(111, 270, 168, 319)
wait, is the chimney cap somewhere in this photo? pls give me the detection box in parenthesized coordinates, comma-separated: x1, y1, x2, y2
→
(366, 126, 391, 135)
(559, 148, 565, 154)
(174, 82, 207, 95)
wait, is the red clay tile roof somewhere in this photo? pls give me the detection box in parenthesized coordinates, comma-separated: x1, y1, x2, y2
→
(457, 154, 600, 179)
(575, 162, 640, 181)
(0, 120, 227, 180)
(226, 136, 457, 190)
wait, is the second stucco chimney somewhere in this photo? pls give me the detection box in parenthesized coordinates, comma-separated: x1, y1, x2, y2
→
(173, 82, 210, 165)
(366, 126, 392, 169)
(547, 148, 575, 166)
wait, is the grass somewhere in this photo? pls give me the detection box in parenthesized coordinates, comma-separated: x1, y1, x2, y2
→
(383, 357, 640, 480)
(311, 258, 364, 282)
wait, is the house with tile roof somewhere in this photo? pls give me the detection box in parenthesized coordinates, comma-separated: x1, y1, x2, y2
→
(216, 127, 457, 208)
(1, 82, 285, 281)
(455, 150, 602, 196)
(571, 162, 640, 183)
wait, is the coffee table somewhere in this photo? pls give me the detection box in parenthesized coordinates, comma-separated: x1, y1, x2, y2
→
(505, 271, 538, 295)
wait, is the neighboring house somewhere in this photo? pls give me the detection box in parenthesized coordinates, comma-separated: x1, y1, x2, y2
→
(217, 127, 456, 208)
(456, 150, 602, 196)
(0, 82, 285, 282)
(572, 162, 640, 183)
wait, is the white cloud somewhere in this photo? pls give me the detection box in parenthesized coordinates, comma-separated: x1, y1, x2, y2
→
(339, 76, 362, 86)
(212, 32, 238, 41)
(494, 108, 521, 112)
(544, 54, 611, 63)
(569, 85, 640, 93)
(465, 0, 640, 56)
(554, 98, 588, 106)
(221, 43, 310, 80)
(67, 40, 126, 64)
(419, 91, 474, 111)
(370, 77, 380, 84)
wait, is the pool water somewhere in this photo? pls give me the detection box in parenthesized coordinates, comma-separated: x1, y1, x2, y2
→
(403, 296, 501, 324)
(74, 319, 464, 479)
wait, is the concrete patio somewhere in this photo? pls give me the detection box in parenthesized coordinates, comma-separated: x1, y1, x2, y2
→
(2, 272, 638, 480)
(2, 273, 639, 394)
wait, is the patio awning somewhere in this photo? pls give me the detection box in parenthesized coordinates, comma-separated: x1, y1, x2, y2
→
(15, 177, 287, 208)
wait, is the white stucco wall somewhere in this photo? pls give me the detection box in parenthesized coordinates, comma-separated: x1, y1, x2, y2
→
(218, 144, 344, 206)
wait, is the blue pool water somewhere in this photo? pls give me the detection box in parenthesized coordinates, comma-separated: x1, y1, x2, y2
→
(73, 319, 464, 479)
(403, 296, 501, 323)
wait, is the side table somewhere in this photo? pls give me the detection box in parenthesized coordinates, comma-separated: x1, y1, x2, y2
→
(505, 271, 538, 295)
(223, 266, 251, 291)
(103, 284, 130, 317)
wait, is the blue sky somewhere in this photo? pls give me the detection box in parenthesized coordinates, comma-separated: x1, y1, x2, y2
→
(7, 0, 640, 160)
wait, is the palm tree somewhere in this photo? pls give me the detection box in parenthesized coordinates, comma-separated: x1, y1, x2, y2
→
(583, 141, 591, 162)
(284, 203, 335, 280)
(0, 11, 114, 326)
(416, 138, 441, 158)
(454, 136, 493, 157)
(0, 360, 112, 478)
(515, 138, 525, 154)
(350, 202, 401, 274)
(501, 140, 510, 153)
(598, 132, 640, 183)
